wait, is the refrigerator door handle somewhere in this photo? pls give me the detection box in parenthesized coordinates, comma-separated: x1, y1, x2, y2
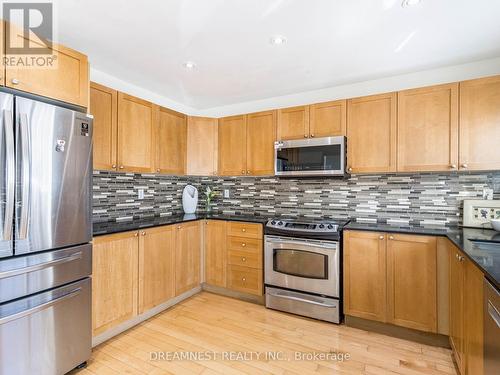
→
(18, 113, 30, 240)
(3, 110, 15, 241)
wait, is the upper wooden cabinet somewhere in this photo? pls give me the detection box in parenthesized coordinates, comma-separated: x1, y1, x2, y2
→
(347, 93, 397, 173)
(90, 82, 118, 171)
(204, 220, 227, 288)
(138, 226, 175, 314)
(175, 221, 201, 296)
(460, 75, 500, 171)
(386, 234, 437, 333)
(310, 100, 346, 138)
(397, 83, 459, 172)
(156, 107, 187, 175)
(117, 93, 157, 173)
(186, 116, 218, 176)
(246, 110, 277, 175)
(4, 23, 89, 107)
(218, 115, 247, 176)
(344, 230, 387, 323)
(277, 106, 309, 140)
(92, 231, 139, 336)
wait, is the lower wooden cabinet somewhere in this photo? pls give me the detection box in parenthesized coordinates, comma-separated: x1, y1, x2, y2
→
(138, 226, 175, 314)
(227, 265, 263, 296)
(344, 230, 437, 333)
(175, 221, 201, 296)
(204, 220, 227, 288)
(92, 231, 139, 336)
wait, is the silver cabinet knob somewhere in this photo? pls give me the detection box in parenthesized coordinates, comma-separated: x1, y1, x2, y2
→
(461, 163, 468, 169)
(119, 165, 124, 169)
(242, 228, 246, 232)
(156, 168, 160, 173)
(379, 235, 384, 240)
(242, 277, 246, 282)
(247, 170, 250, 174)
(134, 232, 138, 237)
(11, 78, 19, 85)
(450, 164, 457, 169)
(241, 170, 245, 174)
(304, 134, 309, 138)
(389, 235, 394, 240)
(241, 243, 246, 247)
(177, 226, 181, 229)
(141, 231, 146, 236)
(112, 164, 117, 169)
(242, 257, 246, 262)
(348, 167, 353, 172)
(310, 134, 315, 138)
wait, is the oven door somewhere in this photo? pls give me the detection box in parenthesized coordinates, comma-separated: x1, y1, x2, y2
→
(274, 136, 346, 177)
(264, 235, 339, 297)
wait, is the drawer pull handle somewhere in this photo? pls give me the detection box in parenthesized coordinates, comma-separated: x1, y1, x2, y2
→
(241, 243, 246, 247)
(242, 277, 246, 282)
(242, 257, 246, 262)
(11, 78, 20, 85)
(242, 229, 246, 232)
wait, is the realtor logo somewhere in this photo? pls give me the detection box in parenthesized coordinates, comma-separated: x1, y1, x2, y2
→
(4, 2, 53, 55)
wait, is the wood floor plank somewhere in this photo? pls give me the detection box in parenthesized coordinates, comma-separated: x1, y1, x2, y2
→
(74, 292, 455, 375)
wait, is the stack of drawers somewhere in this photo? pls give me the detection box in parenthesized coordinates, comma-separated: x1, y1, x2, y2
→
(226, 222, 263, 296)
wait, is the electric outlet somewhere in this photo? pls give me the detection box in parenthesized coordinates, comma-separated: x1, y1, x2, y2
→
(483, 188, 494, 200)
(224, 189, 230, 198)
(138, 189, 145, 200)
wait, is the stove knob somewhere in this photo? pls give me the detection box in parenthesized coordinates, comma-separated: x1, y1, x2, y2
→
(278, 221, 283, 226)
(271, 221, 276, 225)
(319, 224, 325, 229)
(327, 224, 333, 229)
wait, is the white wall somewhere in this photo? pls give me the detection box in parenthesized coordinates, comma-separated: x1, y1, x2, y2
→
(91, 56, 500, 118)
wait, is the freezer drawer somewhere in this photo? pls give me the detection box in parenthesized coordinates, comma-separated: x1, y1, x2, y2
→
(0, 244, 92, 303)
(15, 96, 92, 255)
(0, 278, 91, 375)
(266, 286, 340, 323)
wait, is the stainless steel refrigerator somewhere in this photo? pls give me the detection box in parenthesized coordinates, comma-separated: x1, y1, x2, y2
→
(0, 92, 93, 375)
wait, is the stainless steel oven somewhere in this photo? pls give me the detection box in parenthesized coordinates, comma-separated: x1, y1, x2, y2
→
(274, 136, 347, 177)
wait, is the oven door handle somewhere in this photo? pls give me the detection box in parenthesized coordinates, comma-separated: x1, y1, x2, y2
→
(266, 238, 338, 250)
(267, 291, 338, 308)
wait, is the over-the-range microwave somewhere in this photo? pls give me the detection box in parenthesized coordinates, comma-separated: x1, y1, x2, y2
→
(274, 136, 348, 177)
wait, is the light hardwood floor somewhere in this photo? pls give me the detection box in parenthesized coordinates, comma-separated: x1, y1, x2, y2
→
(72, 292, 456, 375)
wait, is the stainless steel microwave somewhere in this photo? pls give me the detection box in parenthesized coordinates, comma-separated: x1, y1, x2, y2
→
(274, 136, 347, 177)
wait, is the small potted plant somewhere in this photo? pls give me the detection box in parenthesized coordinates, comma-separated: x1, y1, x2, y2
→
(204, 186, 218, 213)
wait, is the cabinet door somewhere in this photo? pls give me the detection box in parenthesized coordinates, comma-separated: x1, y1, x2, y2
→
(397, 83, 458, 172)
(218, 115, 247, 176)
(5, 24, 89, 107)
(246, 110, 276, 176)
(92, 231, 139, 336)
(90, 82, 117, 171)
(310, 100, 346, 137)
(386, 234, 437, 332)
(156, 107, 187, 175)
(277, 106, 309, 140)
(347, 93, 397, 173)
(343, 231, 387, 322)
(175, 222, 201, 296)
(138, 226, 175, 314)
(204, 220, 227, 287)
(186, 116, 218, 176)
(464, 258, 484, 375)
(449, 245, 465, 373)
(460, 75, 500, 171)
(117, 93, 157, 173)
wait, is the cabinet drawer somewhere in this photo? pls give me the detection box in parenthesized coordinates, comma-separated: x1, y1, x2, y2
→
(227, 236, 262, 253)
(227, 222, 262, 239)
(227, 265, 263, 296)
(228, 249, 262, 269)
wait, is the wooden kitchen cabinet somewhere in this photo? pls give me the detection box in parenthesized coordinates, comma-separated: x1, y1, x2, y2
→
(310, 100, 346, 138)
(204, 220, 227, 288)
(277, 106, 309, 140)
(92, 231, 139, 336)
(0, 21, 4, 86)
(246, 110, 276, 175)
(4, 23, 89, 107)
(347, 93, 397, 173)
(386, 234, 437, 332)
(90, 82, 118, 171)
(138, 226, 175, 314)
(460, 75, 500, 171)
(218, 115, 247, 176)
(156, 107, 187, 175)
(449, 243, 466, 373)
(344, 230, 387, 322)
(175, 221, 201, 296)
(186, 116, 218, 176)
(117, 93, 157, 173)
(397, 83, 459, 172)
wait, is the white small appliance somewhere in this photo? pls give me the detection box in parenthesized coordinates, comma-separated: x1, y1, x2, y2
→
(182, 185, 198, 214)
(463, 199, 500, 229)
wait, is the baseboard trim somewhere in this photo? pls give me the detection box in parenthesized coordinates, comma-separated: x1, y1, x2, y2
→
(92, 286, 202, 347)
(345, 315, 451, 348)
(202, 283, 265, 305)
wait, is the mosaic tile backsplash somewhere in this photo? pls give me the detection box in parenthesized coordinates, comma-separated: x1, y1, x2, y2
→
(93, 171, 500, 227)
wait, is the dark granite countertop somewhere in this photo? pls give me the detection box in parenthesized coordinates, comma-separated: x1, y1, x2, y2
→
(92, 212, 272, 236)
(345, 221, 500, 289)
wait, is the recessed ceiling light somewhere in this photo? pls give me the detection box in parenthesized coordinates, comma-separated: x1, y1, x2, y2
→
(183, 61, 196, 69)
(401, 0, 421, 7)
(270, 35, 287, 45)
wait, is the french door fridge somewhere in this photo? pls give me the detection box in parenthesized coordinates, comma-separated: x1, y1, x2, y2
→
(0, 92, 93, 375)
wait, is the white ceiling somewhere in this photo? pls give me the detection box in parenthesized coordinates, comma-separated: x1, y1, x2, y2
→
(53, 0, 500, 110)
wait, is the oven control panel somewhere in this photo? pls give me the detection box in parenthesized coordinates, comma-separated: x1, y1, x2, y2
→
(265, 219, 339, 233)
